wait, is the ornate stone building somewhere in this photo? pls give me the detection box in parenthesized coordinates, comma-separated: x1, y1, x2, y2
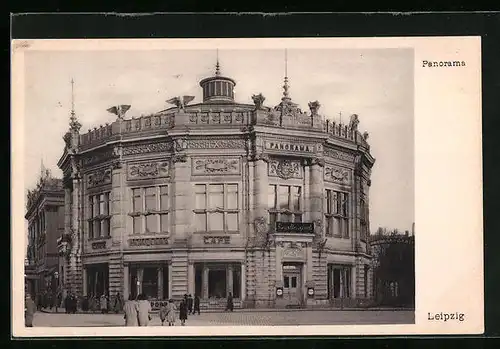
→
(25, 167, 65, 298)
(57, 61, 375, 309)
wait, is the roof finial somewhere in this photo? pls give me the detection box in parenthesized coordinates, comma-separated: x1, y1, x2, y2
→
(282, 49, 290, 100)
(339, 111, 343, 125)
(69, 78, 81, 132)
(215, 49, 221, 76)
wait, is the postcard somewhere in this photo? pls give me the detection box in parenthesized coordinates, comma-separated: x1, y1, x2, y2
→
(11, 37, 483, 337)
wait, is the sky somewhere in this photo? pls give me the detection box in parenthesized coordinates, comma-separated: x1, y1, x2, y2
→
(23, 48, 414, 233)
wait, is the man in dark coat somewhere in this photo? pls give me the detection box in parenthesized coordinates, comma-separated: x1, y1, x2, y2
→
(179, 298, 188, 326)
(193, 294, 201, 315)
(187, 294, 193, 314)
(226, 292, 234, 312)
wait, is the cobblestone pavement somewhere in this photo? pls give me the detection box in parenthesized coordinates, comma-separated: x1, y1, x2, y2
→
(32, 310, 414, 327)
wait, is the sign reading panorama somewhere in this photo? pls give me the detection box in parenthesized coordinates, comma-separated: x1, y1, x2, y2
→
(275, 222, 314, 233)
(265, 141, 315, 153)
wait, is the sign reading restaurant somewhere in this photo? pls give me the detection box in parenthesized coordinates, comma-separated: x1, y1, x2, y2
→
(265, 141, 315, 153)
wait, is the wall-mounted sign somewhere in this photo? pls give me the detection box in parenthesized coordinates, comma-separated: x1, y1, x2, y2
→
(91, 241, 107, 250)
(276, 222, 314, 234)
(203, 236, 231, 245)
(265, 141, 315, 153)
(192, 158, 240, 175)
(276, 287, 283, 297)
(308, 287, 315, 297)
(127, 161, 170, 180)
(128, 237, 169, 247)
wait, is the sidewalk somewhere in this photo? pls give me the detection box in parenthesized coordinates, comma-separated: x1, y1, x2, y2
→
(40, 306, 414, 315)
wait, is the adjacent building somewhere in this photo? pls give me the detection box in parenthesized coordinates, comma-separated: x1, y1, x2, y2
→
(56, 61, 375, 309)
(25, 167, 65, 298)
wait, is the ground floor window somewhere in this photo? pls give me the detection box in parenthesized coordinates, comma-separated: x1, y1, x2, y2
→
(86, 263, 109, 297)
(129, 264, 169, 300)
(327, 264, 352, 299)
(194, 263, 242, 299)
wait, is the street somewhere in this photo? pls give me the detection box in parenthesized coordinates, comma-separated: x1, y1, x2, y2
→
(32, 310, 414, 327)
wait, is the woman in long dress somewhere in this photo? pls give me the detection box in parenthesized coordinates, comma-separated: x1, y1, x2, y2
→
(123, 294, 139, 327)
(166, 299, 177, 326)
(136, 294, 152, 327)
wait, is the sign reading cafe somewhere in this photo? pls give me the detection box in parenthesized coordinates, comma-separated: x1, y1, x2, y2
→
(265, 141, 315, 153)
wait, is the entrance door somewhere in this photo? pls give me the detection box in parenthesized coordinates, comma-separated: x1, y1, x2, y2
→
(283, 264, 301, 305)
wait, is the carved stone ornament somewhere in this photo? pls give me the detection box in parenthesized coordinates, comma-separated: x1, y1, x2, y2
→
(308, 100, 321, 115)
(91, 241, 107, 250)
(349, 114, 360, 131)
(188, 139, 245, 149)
(87, 168, 112, 188)
(128, 237, 169, 247)
(309, 157, 325, 167)
(203, 236, 231, 245)
(193, 158, 240, 175)
(324, 166, 350, 184)
(313, 219, 323, 238)
(252, 93, 266, 109)
(254, 217, 268, 236)
(83, 148, 116, 166)
(174, 139, 188, 152)
(123, 142, 173, 156)
(323, 148, 356, 163)
(282, 247, 303, 258)
(269, 159, 301, 179)
(128, 161, 169, 180)
(172, 154, 188, 163)
(362, 131, 369, 140)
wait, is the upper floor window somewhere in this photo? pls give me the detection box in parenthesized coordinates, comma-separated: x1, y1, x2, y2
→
(88, 192, 111, 239)
(130, 185, 169, 234)
(268, 184, 303, 231)
(325, 189, 349, 238)
(194, 184, 239, 232)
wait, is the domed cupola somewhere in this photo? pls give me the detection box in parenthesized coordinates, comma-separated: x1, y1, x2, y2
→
(199, 55, 236, 103)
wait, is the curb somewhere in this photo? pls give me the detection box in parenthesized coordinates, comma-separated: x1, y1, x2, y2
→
(39, 307, 414, 315)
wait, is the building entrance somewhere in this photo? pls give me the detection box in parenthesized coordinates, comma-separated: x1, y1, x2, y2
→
(282, 263, 302, 305)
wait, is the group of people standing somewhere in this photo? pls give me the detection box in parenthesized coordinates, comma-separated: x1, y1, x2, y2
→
(123, 293, 202, 327)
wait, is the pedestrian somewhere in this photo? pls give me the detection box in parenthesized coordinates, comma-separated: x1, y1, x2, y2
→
(179, 298, 188, 326)
(137, 294, 152, 327)
(187, 294, 193, 314)
(64, 295, 70, 313)
(70, 294, 77, 313)
(25, 293, 36, 327)
(123, 294, 139, 326)
(159, 302, 168, 326)
(57, 292, 62, 313)
(193, 294, 200, 315)
(100, 294, 108, 314)
(36, 293, 42, 311)
(226, 292, 234, 312)
(114, 292, 123, 313)
(166, 299, 177, 326)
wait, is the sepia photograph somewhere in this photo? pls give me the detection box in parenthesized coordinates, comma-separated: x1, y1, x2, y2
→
(11, 37, 482, 337)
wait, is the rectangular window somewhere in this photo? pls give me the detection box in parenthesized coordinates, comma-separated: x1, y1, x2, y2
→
(160, 186, 169, 211)
(145, 187, 156, 211)
(88, 192, 110, 239)
(131, 185, 169, 234)
(328, 265, 352, 299)
(133, 188, 142, 212)
(194, 184, 239, 232)
(133, 216, 142, 234)
(269, 185, 303, 229)
(325, 189, 349, 238)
